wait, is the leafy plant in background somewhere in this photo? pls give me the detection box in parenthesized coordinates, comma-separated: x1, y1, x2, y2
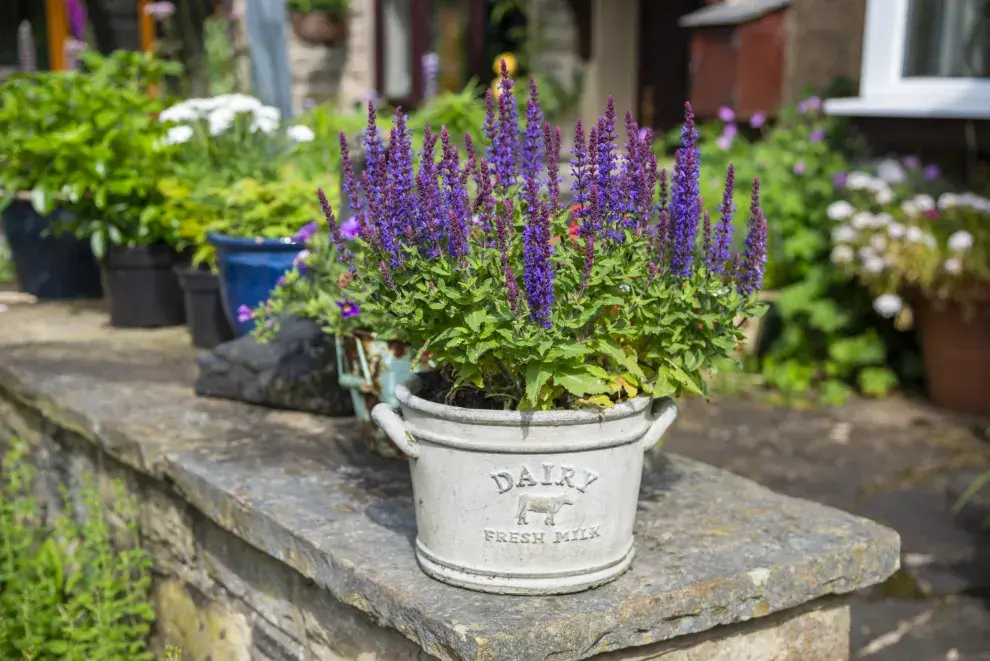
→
(831, 163, 990, 325)
(0, 438, 156, 660)
(0, 50, 183, 259)
(664, 99, 901, 404)
(169, 171, 336, 270)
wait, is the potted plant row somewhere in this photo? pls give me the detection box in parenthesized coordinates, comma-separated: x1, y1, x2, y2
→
(156, 93, 329, 345)
(830, 163, 990, 416)
(263, 64, 768, 594)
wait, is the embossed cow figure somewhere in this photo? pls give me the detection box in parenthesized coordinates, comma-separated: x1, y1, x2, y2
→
(515, 493, 574, 526)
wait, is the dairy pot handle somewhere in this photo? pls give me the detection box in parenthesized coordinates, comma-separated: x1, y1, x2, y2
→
(371, 403, 420, 459)
(640, 397, 678, 451)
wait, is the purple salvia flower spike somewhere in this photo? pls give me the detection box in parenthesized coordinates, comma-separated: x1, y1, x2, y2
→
(464, 132, 477, 176)
(415, 123, 443, 258)
(709, 164, 735, 274)
(522, 200, 554, 328)
(701, 208, 712, 262)
(570, 119, 590, 234)
(339, 133, 364, 231)
(578, 234, 595, 299)
(387, 108, 416, 241)
(483, 88, 497, 159)
(440, 127, 470, 258)
(595, 97, 619, 240)
(494, 59, 520, 190)
(496, 199, 520, 310)
(738, 179, 767, 296)
(521, 76, 545, 183)
(317, 188, 351, 263)
(669, 102, 701, 277)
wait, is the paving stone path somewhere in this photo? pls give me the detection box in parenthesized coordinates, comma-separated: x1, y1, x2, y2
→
(666, 394, 990, 660)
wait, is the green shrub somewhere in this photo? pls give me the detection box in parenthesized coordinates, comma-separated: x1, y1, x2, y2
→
(0, 439, 156, 660)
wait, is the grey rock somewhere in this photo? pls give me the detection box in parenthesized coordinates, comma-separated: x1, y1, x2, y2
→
(194, 316, 353, 417)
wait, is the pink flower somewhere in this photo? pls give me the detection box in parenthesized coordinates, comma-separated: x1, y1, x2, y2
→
(793, 162, 806, 175)
(717, 106, 735, 123)
(749, 112, 766, 128)
(715, 134, 734, 151)
(722, 123, 738, 139)
(236, 305, 252, 323)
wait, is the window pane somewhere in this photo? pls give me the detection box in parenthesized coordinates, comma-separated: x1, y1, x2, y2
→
(382, 0, 413, 99)
(904, 0, 990, 78)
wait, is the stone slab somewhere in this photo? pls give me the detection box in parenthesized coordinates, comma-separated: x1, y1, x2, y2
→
(0, 303, 901, 661)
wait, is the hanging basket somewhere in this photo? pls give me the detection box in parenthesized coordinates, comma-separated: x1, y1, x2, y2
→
(289, 11, 349, 47)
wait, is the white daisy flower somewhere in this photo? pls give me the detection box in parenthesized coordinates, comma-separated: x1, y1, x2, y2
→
(830, 245, 854, 264)
(159, 103, 201, 123)
(913, 194, 935, 211)
(208, 107, 236, 135)
(832, 225, 858, 243)
(886, 222, 906, 239)
(900, 200, 920, 217)
(874, 187, 894, 205)
(851, 212, 874, 229)
(906, 226, 924, 242)
(873, 293, 903, 319)
(845, 171, 878, 191)
(163, 124, 193, 145)
(827, 201, 855, 220)
(944, 257, 962, 274)
(870, 235, 887, 252)
(948, 230, 974, 252)
(863, 256, 886, 273)
(286, 125, 316, 142)
(938, 193, 959, 210)
(877, 158, 907, 184)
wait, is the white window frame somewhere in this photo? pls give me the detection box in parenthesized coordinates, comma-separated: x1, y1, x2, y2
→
(825, 0, 990, 119)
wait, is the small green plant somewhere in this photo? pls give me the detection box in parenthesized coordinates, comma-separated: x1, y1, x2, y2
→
(0, 50, 183, 260)
(0, 234, 14, 284)
(0, 438, 156, 660)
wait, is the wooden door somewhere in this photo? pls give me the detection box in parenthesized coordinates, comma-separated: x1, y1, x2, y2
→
(637, 0, 703, 133)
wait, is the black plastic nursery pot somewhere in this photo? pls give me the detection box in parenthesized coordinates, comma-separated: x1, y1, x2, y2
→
(175, 265, 235, 349)
(0, 199, 102, 299)
(103, 245, 186, 329)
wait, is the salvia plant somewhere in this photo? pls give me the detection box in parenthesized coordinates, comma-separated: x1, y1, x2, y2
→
(276, 62, 767, 410)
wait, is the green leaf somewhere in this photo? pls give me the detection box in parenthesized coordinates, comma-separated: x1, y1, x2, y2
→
(555, 368, 609, 397)
(524, 362, 553, 406)
(30, 187, 54, 215)
(465, 308, 486, 334)
(90, 231, 107, 260)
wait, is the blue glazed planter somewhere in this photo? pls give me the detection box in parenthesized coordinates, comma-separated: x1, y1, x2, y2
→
(1, 199, 102, 300)
(208, 232, 304, 336)
(335, 333, 422, 459)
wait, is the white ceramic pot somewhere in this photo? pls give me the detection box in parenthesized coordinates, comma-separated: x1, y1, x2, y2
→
(371, 376, 678, 595)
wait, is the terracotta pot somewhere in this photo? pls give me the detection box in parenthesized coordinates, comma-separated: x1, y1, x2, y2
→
(916, 297, 990, 416)
(289, 11, 348, 47)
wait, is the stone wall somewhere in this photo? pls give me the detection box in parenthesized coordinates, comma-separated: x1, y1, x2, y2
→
(784, 0, 866, 100)
(0, 389, 426, 661)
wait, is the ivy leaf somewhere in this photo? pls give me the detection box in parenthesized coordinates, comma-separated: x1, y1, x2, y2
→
(524, 362, 553, 406)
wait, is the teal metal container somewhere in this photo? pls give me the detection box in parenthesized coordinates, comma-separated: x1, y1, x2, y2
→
(335, 333, 421, 459)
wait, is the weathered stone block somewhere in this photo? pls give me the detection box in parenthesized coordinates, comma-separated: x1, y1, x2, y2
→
(0, 303, 901, 661)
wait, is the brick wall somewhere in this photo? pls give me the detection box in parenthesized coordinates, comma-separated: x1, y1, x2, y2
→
(784, 0, 866, 100)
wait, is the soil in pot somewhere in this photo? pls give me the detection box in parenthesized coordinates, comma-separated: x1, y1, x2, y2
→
(917, 298, 990, 417)
(103, 245, 186, 329)
(176, 266, 235, 349)
(0, 199, 102, 300)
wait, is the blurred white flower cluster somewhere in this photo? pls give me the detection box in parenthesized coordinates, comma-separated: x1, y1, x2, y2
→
(829, 163, 988, 327)
(158, 94, 314, 144)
